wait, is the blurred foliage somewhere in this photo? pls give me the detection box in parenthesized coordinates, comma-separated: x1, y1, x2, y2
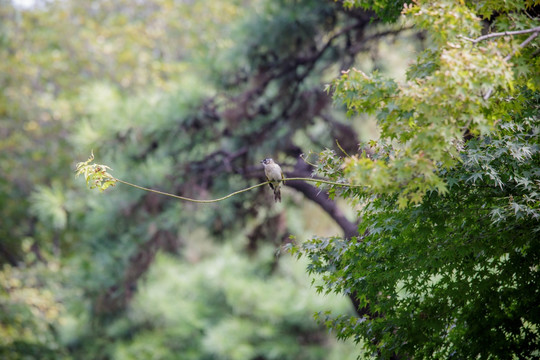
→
(5, 0, 538, 358)
(5, 0, 539, 358)
(341, 0, 410, 22)
(0, 0, 410, 358)
(110, 248, 357, 360)
(0, 261, 66, 359)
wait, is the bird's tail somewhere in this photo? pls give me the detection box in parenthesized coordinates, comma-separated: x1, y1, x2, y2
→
(274, 188, 281, 202)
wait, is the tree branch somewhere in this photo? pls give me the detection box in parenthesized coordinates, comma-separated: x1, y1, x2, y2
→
(483, 30, 540, 100)
(285, 158, 359, 239)
(286, 175, 358, 238)
(460, 26, 540, 44)
(503, 30, 539, 62)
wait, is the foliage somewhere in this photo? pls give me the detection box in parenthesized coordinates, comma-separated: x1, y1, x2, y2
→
(11, 0, 538, 358)
(110, 248, 358, 360)
(329, 0, 525, 207)
(75, 152, 117, 192)
(0, 262, 67, 360)
(341, 0, 410, 22)
(2, 0, 398, 358)
(0, 0, 208, 266)
(298, 95, 540, 358)
(294, 0, 540, 358)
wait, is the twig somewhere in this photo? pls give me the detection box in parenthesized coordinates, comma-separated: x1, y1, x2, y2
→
(115, 178, 271, 203)
(112, 177, 366, 203)
(503, 31, 539, 62)
(483, 30, 540, 100)
(300, 153, 318, 167)
(281, 177, 365, 187)
(335, 139, 351, 157)
(460, 26, 540, 44)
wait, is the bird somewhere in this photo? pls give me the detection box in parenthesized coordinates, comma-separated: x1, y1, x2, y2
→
(261, 158, 285, 202)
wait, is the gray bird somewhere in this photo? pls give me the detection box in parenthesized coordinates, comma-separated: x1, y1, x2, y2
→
(261, 158, 285, 202)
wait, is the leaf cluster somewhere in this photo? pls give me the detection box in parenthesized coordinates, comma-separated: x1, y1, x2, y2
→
(295, 92, 540, 358)
(341, 0, 411, 22)
(329, 0, 537, 207)
(75, 152, 117, 192)
(296, 0, 540, 358)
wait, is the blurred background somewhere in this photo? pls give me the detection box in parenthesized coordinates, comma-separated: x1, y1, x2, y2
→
(0, 0, 417, 358)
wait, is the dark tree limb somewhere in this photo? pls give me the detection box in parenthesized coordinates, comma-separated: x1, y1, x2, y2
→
(286, 177, 358, 238)
(285, 175, 358, 239)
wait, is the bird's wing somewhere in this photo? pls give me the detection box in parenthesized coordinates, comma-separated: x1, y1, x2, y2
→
(266, 175, 275, 190)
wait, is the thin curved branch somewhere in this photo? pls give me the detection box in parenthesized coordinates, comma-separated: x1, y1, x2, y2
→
(114, 176, 365, 204)
(115, 178, 271, 203)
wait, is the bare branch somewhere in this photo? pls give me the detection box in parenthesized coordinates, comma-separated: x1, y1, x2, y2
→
(503, 31, 540, 62)
(460, 26, 540, 44)
(483, 30, 540, 100)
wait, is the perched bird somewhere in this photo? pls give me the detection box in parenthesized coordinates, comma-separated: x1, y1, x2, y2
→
(261, 158, 285, 202)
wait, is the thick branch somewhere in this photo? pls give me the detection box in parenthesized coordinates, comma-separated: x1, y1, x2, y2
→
(286, 178, 358, 238)
(349, 25, 414, 54)
(285, 158, 358, 239)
